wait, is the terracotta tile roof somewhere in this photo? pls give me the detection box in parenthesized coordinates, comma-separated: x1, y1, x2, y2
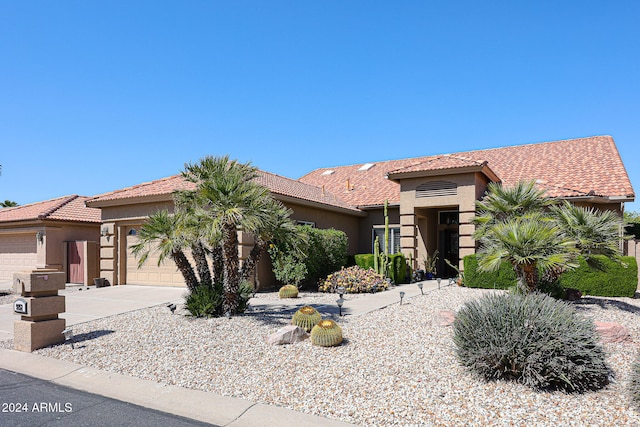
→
(299, 136, 635, 207)
(0, 195, 101, 224)
(89, 171, 360, 213)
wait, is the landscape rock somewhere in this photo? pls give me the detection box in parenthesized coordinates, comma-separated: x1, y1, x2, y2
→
(594, 321, 633, 343)
(434, 310, 456, 327)
(267, 325, 309, 345)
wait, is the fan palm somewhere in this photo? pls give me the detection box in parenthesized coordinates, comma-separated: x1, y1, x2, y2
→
(129, 209, 200, 291)
(474, 181, 554, 239)
(551, 201, 624, 259)
(478, 215, 578, 293)
(182, 155, 276, 315)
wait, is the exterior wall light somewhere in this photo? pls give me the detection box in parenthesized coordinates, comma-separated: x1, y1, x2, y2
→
(35, 231, 44, 244)
(101, 227, 109, 237)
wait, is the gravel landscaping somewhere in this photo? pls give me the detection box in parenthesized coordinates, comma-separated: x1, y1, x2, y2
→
(3, 286, 640, 426)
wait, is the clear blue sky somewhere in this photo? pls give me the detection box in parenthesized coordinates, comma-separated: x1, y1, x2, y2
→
(1, 1, 639, 210)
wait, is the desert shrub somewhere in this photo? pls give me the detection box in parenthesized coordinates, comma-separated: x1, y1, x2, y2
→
(319, 266, 388, 293)
(629, 352, 640, 409)
(558, 255, 638, 298)
(184, 282, 251, 318)
(453, 292, 610, 392)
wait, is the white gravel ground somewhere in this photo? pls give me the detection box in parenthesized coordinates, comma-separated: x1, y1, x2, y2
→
(4, 286, 640, 426)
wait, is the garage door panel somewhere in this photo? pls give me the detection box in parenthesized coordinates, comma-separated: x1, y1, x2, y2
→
(126, 235, 186, 287)
(0, 234, 37, 282)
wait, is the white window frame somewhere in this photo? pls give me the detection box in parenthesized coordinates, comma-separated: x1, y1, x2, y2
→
(372, 225, 401, 254)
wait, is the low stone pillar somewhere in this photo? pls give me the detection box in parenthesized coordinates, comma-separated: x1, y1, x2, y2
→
(13, 269, 66, 352)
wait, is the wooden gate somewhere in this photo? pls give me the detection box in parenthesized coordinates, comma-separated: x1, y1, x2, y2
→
(67, 241, 85, 284)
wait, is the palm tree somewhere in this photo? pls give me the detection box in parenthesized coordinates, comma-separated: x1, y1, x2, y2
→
(129, 209, 200, 292)
(478, 214, 578, 293)
(473, 181, 554, 239)
(551, 201, 624, 260)
(0, 200, 18, 208)
(181, 156, 276, 315)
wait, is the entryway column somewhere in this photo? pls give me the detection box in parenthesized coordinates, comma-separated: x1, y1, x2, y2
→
(400, 212, 418, 269)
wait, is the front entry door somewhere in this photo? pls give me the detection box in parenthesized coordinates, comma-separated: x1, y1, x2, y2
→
(439, 229, 459, 278)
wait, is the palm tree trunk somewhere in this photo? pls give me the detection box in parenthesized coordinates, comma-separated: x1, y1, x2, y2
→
(171, 250, 199, 292)
(240, 240, 264, 288)
(522, 263, 538, 293)
(222, 224, 240, 315)
(191, 241, 212, 289)
(210, 244, 224, 285)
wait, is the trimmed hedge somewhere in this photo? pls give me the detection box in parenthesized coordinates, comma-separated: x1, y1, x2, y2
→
(558, 255, 638, 298)
(463, 254, 516, 290)
(354, 253, 408, 284)
(463, 254, 638, 298)
(354, 254, 375, 270)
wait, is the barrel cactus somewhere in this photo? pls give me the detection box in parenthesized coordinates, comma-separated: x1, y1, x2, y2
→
(279, 284, 299, 299)
(292, 305, 322, 332)
(311, 319, 343, 347)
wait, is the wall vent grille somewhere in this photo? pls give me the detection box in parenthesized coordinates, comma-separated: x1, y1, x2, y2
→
(416, 181, 457, 198)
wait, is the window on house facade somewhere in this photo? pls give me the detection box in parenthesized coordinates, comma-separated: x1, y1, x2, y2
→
(296, 220, 316, 227)
(372, 226, 401, 254)
(439, 211, 459, 225)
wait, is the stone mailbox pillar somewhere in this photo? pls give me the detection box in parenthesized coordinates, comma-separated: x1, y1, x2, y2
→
(13, 269, 66, 352)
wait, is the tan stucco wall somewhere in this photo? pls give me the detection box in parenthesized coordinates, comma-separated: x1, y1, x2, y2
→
(0, 221, 99, 284)
(397, 173, 481, 271)
(356, 206, 399, 255)
(98, 198, 362, 288)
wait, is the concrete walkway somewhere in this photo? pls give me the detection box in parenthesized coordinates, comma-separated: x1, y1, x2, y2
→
(0, 280, 449, 426)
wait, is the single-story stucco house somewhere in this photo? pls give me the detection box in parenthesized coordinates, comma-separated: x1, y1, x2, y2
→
(0, 195, 101, 286)
(80, 135, 634, 289)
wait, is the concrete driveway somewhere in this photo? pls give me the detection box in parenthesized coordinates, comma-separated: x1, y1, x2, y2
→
(0, 285, 187, 342)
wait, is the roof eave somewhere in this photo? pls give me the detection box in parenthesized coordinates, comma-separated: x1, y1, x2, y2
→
(274, 194, 366, 217)
(559, 195, 636, 204)
(86, 193, 175, 208)
(386, 164, 501, 183)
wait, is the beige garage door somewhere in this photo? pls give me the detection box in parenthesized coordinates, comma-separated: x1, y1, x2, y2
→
(0, 234, 37, 282)
(125, 233, 186, 287)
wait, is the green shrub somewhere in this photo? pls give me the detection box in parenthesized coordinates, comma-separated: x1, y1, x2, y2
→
(558, 255, 638, 298)
(628, 352, 640, 409)
(354, 254, 375, 270)
(184, 282, 251, 318)
(463, 254, 638, 298)
(269, 226, 348, 288)
(453, 292, 610, 392)
(319, 265, 388, 293)
(463, 254, 516, 290)
(355, 253, 407, 284)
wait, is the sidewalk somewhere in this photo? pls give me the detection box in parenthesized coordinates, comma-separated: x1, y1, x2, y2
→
(0, 280, 447, 426)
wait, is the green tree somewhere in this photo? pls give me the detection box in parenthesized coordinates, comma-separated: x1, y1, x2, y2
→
(181, 155, 293, 315)
(0, 200, 18, 208)
(129, 210, 200, 292)
(551, 201, 624, 260)
(477, 214, 578, 292)
(474, 181, 625, 293)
